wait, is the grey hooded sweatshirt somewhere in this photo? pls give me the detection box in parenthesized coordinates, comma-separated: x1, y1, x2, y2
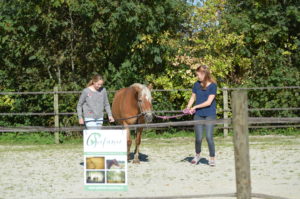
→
(77, 87, 112, 120)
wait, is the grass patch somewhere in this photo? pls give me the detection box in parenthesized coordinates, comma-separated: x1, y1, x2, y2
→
(224, 128, 300, 136)
(0, 132, 82, 145)
(249, 128, 300, 136)
(0, 132, 55, 144)
(143, 128, 194, 138)
(0, 127, 299, 145)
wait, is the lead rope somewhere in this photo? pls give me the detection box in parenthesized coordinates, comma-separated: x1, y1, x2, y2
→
(154, 109, 196, 120)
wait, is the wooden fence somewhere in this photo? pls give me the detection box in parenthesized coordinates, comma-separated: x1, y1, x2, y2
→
(0, 86, 299, 140)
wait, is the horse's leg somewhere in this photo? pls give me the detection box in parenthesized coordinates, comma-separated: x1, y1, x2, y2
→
(133, 127, 143, 164)
(126, 126, 132, 162)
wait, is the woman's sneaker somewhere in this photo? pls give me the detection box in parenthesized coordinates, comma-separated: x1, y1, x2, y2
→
(191, 156, 201, 164)
(209, 159, 215, 167)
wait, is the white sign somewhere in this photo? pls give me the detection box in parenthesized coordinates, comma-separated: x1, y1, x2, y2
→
(83, 129, 127, 191)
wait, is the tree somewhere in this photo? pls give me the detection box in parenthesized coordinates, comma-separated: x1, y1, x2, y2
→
(224, 0, 300, 117)
(146, 0, 249, 113)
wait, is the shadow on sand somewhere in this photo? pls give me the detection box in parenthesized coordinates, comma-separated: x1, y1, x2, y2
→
(129, 152, 149, 162)
(181, 156, 209, 165)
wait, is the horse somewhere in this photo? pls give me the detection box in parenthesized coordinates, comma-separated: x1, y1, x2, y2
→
(112, 83, 153, 163)
(106, 159, 120, 169)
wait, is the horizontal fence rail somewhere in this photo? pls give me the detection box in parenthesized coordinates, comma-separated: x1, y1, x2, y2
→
(0, 86, 300, 95)
(1, 117, 299, 132)
(0, 119, 230, 132)
(1, 107, 300, 116)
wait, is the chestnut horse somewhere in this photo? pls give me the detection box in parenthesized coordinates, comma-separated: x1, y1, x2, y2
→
(112, 83, 153, 163)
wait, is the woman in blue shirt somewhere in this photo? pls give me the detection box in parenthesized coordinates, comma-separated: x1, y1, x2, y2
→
(186, 65, 217, 166)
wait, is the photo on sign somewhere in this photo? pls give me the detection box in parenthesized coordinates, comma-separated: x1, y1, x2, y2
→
(86, 171, 105, 184)
(86, 157, 105, 170)
(107, 170, 126, 184)
(106, 156, 126, 170)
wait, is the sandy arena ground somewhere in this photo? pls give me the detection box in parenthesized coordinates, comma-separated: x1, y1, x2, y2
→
(0, 135, 299, 199)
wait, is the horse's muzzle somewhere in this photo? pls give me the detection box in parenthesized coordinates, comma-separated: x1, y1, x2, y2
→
(144, 112, 153, 123)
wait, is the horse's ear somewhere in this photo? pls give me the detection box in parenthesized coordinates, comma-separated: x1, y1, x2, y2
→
(147, 83, 153, 91)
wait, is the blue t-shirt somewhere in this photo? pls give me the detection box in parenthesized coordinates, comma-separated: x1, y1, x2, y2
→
(192, 82, 217, 116)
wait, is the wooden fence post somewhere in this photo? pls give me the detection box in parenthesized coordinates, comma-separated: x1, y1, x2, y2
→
(54, 86, 59, 144)
(232, 91, 251, 199)
(223, 87, 229, 137)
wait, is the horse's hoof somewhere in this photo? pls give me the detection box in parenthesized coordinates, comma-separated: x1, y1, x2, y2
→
(132, 159, 140, 164)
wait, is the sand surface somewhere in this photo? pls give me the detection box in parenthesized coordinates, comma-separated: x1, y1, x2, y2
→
(0, 135, 299, 199)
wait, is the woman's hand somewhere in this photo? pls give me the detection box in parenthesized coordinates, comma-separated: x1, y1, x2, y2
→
(189, 107, 196, 114)
(79, 118, 84, 125)
(183, 108, 196, 115)
(109, 116, 115, 123)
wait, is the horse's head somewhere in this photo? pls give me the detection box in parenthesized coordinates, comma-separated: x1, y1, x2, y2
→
(131, 83, 153, 123)
(113, 159, 120, 167)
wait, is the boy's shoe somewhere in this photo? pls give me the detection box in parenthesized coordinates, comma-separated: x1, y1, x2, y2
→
(191, 156, 201, 164)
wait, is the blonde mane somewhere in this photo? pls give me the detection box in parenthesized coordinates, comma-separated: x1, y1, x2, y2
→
(130, 83, 152, 101)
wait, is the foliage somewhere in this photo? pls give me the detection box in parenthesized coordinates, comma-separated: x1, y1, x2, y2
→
(146, 0, 250, 116)
(0, 0, 189, 127)
(224, 0, 300, 117)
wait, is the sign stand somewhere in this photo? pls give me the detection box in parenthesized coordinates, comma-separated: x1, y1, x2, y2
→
(83, 129, 128, 191)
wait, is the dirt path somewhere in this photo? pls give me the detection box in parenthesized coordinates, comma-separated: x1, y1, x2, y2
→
(0, 136, 299, 199)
